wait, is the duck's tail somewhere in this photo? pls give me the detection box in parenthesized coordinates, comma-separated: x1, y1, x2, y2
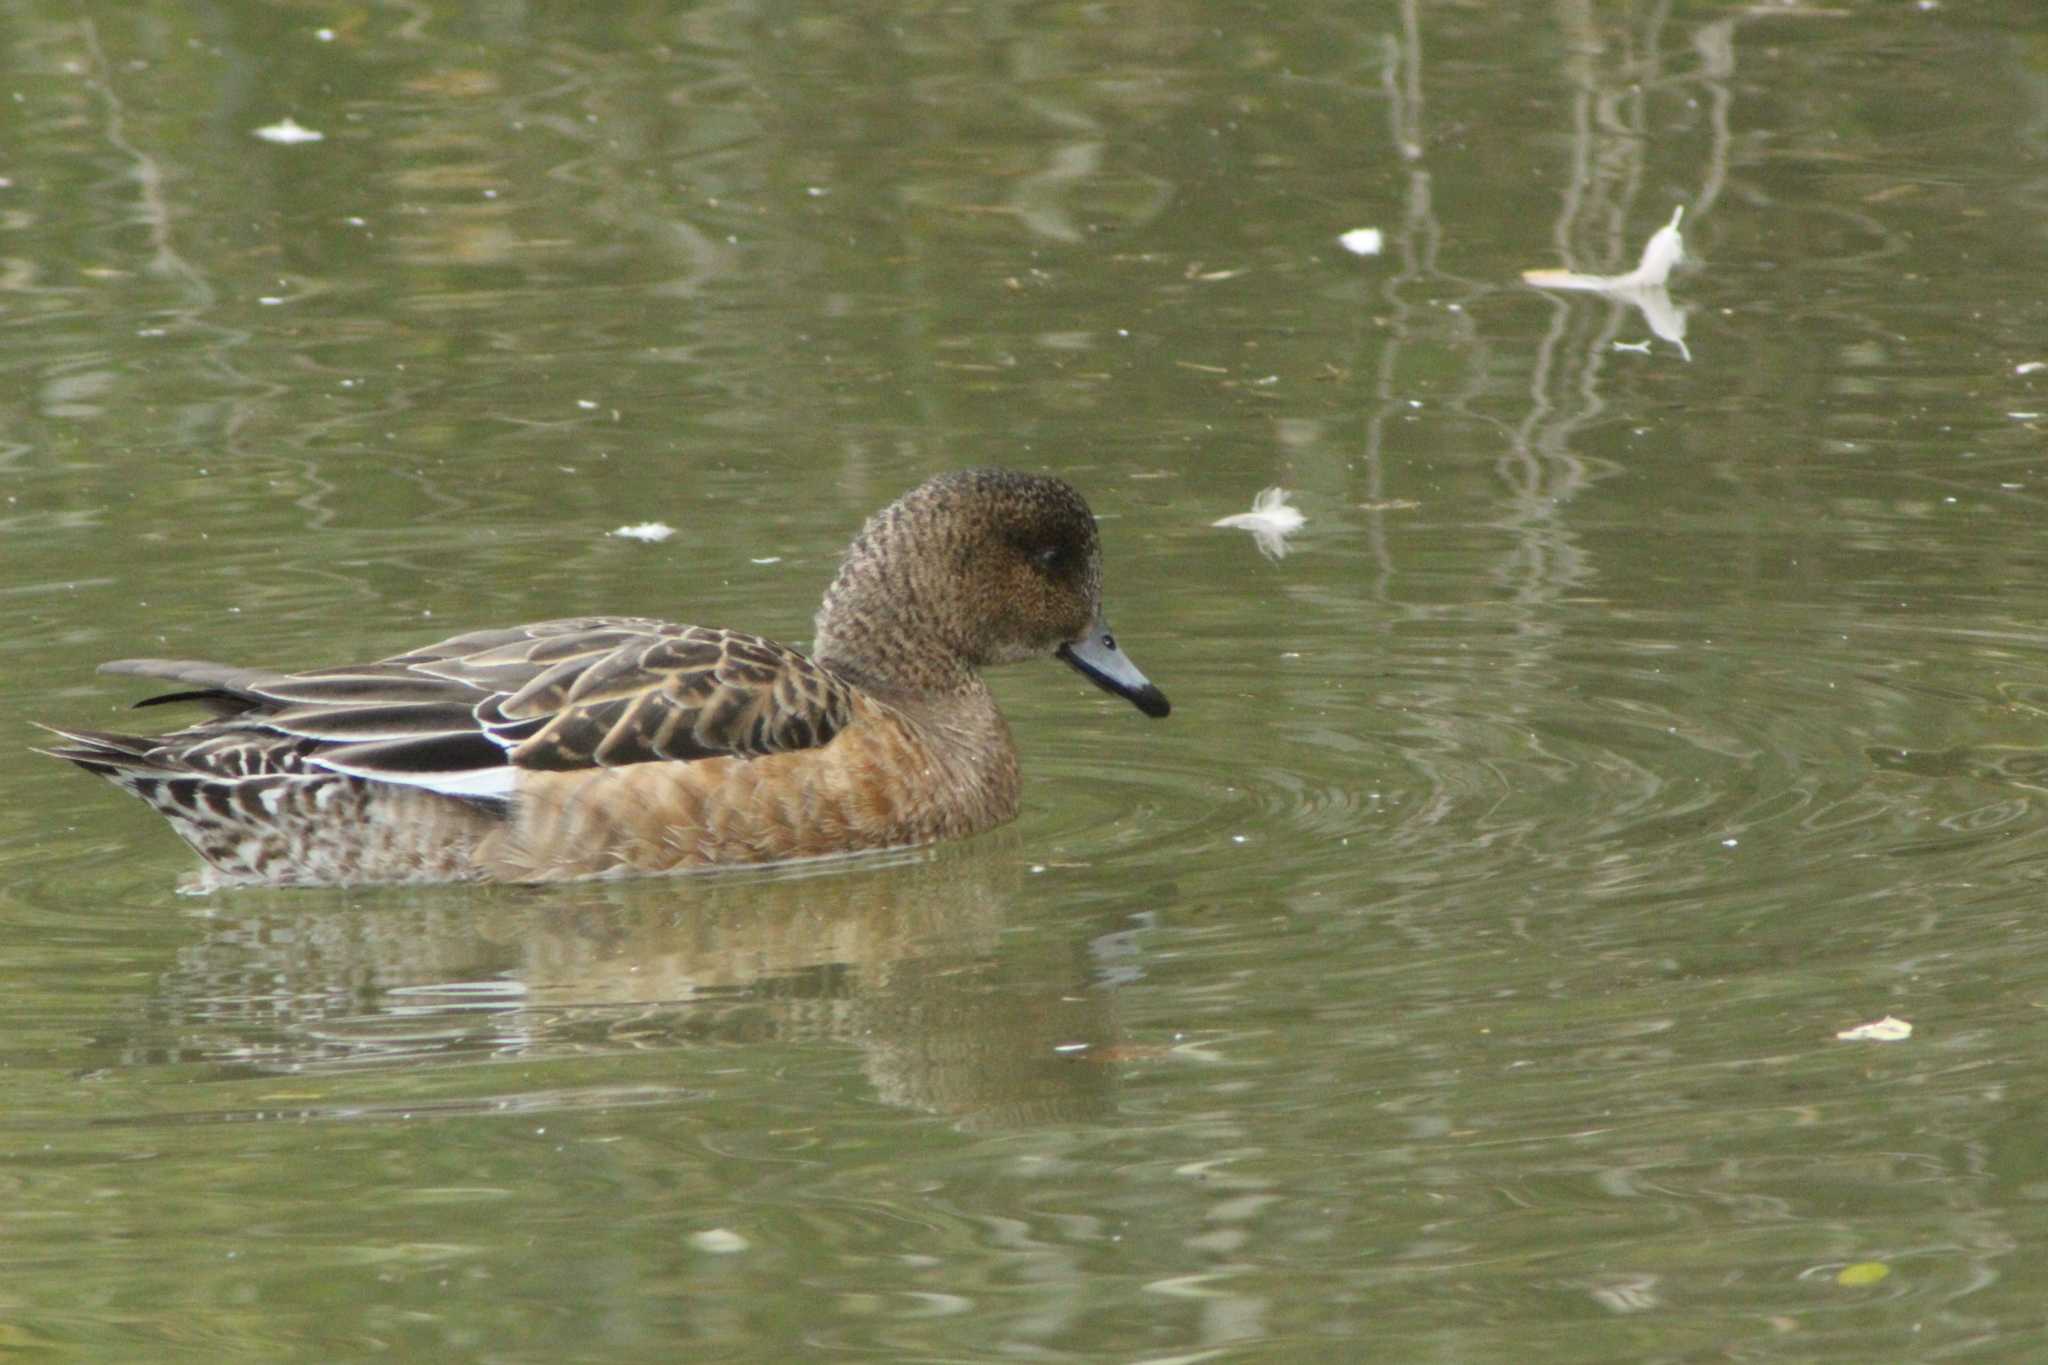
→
(31, 724, 176, 783)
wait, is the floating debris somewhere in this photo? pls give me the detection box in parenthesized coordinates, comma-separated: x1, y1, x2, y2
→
(1834, 1015, 1912, 1042)
(2017, 361, 2047, 375)
(1524, 207, 1685, 292)
(611, 522, 675, 543)
(1523, 207, 1690, 360)
(1338, 228, 1384, 257)
(252, 117, 325, 145)
(1212, 487, 1305, 560)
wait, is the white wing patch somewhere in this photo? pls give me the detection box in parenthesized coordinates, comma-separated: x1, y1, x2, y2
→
(311, 758, 518, 799)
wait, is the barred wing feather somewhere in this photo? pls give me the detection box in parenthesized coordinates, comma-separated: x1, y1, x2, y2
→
(96, 617, 855, 798)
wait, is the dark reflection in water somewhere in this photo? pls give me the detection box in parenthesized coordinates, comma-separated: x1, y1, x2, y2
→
(123, 840, 1124, 1129)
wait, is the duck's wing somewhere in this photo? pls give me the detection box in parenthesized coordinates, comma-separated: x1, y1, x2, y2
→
(97, 616, 858, 798)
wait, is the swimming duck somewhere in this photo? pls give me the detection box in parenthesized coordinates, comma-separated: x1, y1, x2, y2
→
(39, 468, 1168, 886)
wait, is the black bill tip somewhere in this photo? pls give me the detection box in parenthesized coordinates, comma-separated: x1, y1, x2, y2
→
(1058, 634, 1170, 719)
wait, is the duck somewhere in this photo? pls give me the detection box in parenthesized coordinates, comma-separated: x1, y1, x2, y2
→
(38, 468, 1169, 886)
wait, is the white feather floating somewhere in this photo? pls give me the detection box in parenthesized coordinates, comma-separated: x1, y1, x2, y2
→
(252, 117, 325, 145)
(1522, 207, 1691, 360)
(1212, 487, 1305, 560)
(1522, 207, 1685, 292)
(1337, 228, 1384, 257)
(1834, 1016, 1912, 1043)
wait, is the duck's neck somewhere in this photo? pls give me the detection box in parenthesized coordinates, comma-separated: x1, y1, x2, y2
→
(810, 515, 981, 699)
(810, 506, 1022, 830)
(813, 610, 981, 698)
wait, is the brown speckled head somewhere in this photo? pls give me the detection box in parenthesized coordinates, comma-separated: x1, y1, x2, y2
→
(812, 469, 1166, 716)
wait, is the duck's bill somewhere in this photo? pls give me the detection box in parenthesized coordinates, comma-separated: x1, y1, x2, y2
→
(1058, 629, 1170, 718)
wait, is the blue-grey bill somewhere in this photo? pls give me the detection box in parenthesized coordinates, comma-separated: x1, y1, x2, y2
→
(1058, 629, 1170, 718)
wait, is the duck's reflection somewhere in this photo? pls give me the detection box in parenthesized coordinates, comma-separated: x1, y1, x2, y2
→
(149, 837, 1124, 1127)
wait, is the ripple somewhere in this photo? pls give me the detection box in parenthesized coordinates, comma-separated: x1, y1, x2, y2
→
(1015, 597, 2048, 936)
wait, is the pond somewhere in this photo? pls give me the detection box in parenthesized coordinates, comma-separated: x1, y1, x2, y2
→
(6, 1, 2048, 1358)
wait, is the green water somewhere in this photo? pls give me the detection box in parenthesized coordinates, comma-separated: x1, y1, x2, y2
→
(7, 1, 2048, 1358)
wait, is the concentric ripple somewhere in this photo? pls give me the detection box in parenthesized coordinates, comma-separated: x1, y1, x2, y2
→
(1013, 600, 2048, 926)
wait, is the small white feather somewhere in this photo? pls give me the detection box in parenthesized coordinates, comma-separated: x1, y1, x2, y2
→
(1521, 208, 1691, 360)
(252, 117, 324, 145)
(1212, 487, 1306, 560)
(1522, 206, 1685, 293)
(1337, 227, 1384, 257)
(1835, 1015, 1912, 1043)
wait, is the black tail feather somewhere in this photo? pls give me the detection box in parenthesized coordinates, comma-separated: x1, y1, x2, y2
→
(30, 724, 170, 775)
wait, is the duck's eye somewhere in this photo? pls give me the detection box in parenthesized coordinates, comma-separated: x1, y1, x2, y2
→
(1034, 545, 1061, 571)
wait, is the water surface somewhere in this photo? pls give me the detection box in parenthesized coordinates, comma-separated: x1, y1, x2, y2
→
(7, 2, 2048, 1358)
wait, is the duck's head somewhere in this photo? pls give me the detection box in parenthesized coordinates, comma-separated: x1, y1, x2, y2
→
(814, 468, 1169, 718)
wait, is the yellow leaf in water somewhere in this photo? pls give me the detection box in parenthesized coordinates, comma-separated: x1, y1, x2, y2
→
(1837, 1262, 1891, 1287)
